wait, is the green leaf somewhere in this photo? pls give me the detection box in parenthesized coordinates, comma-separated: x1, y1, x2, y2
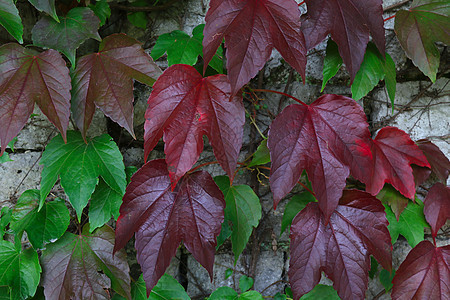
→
(383, 53, 396, 111)
(369, 256, 379, 279)
(225, 268, 233, 279)
(280, 192, 316, 235)
(239, 290, 263, 300)
(126, 166, 138, 184)
(31, 7, 101, 67)
(40, 224, 131, 299)
(0, 240, 41, 300)
(89, 0, 110, 26)
(321, 39, 343, 92)
(216, 220, 232, 249)
(40, 131, 126, 221)
(273, 293, 287, 300)
(152, 24, 223, 73)
(10, 190, 70, 249)
(7, 137, 17, 152)
(377, 184, 409, 220)
(28, 0, 58, 21)
(128, 12, 148, 29)
(299, 284, 340, 300)
(0, 206, 11, 239)
(248, 139, 270, 167)
(351, 43, 386, 101)
(380, 269, 395, 292)
(395, 0, 450, 82)
(239, 275, 253, 293)
(89, 179, 123, 232)
(214, 176, 262, 262)
(209, 286, 238, 300)
(384, 199, 429, 247)
(0, 0, 23, 43)
(0, 152, 12, 163)
(147, 273, 190, 300)
(0, 286, 11, 300)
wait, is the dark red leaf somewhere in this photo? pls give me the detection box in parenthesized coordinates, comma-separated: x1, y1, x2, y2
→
(203, 0, 306, 95)
(144, 64, 245, 187)
(114, 159, 225, 294)
(301, 0, 385, 80)
(392, 240, 450, 299)
(0, 44, 70, 154)
(71, 34, 162, 139)
(424, 182, 450, 238)
(365, 127, 430, 199)
(267, 94, 372, 221)
(417, 139, 450, 183)
(412, 165, 432, 187)
(289, 190, 392, 300)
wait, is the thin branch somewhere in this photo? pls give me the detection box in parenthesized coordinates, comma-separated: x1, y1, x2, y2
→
(110, 0, 180, 12)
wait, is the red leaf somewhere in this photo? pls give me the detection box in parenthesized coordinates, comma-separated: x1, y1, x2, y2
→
(144, 64, 245, 187)
(392, 240, 450, 299)
(0, 44, 70, 154)
(365, 127, 430, 199)
(203, 0, 306, 95)
(301, 0, 385, 80)
(412, 165, 432, 187)
(289, 190, 392, 300)
(424, 182, 450, 238)
(417, 139, 450, 183)
(71, 34, 162, 139)
(267, 94, 372, 221)
(114, 159, 225, 293)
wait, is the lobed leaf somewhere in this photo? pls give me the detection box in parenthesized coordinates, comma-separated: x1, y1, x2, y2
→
(41, 224, 131, 299)
(71, 34, 162, 138)
(376, 184, 409, 220)
(301, 0, 385, 80)
(144, 64, 244, 187)
(203, 0, 306, 95)
(394, 0, 450, 82)
(0, 44, 71, 155)
(31, 7, 101, 67)
(0, 0, 23, 43)
(268, 94, 372, 221)
(417, 139, 450, 183)
(114, 159, 225, 294)
(215, 176, 262, 262)
(391, 240, 450, 299)
(89, 0, 111, 27)
(40, 131, 126, 220)
(289, 190, 392, 300)
(28, 0, 58, 21)
(423, 182, 450, 238)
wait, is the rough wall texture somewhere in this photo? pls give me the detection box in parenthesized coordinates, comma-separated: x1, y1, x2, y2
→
(0, 0, 448, 299)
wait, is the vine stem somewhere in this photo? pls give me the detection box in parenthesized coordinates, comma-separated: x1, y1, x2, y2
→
(188, 161, 219, 173)
(298, 1, 305, 6)
(257, 166, 316, 197)
(384, 14, 396, 22)
(253, 89, 308, 106)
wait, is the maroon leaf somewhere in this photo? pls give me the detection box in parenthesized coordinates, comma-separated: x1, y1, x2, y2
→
(71, 34, 162, 139)
(267, 94, 372, 221)
(144, 64, 244, 187)
(289, 190, 392, 300)
(392, 240, 450, 299)
(40, 224, 131, 300)
(114, 159, 225, 294)
(424, 182, 450, 238)
(412, 164, 432, 187)
(365, 127, 430, 199)
(0, 44, 70, 154)
(417, 139, 450, 183)
(203, 0, 306, 95)
(301, 0, 385, 80)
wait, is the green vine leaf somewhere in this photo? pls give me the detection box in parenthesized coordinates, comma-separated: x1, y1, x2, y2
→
(281, 191, 316, 235)
(395, 0, 450, 82)
(351, 43, 396, 104)
(88, 0, 110, 27)
(152, 24, 223, 73)
(40, 131, 126, 220)
(215, 176, 262, 262)
(28, 0, 58, 21)
(209, 286, 238, 300)
(377, 184, 409, 220)
(40, 224, 131, 299)
(384, 198, 429, 247)
(239, 275, 254, 293)
(0, 0, 23, 43)
(248, 139, 270, 167)
(88, 179, 123, 233)
(299, 285, 340, 300)
(0, 240, 41, 300)
(10, 190, 70, 249)
(0, 207, 11, 239)
(31, 7, 101, 67)
(321, 39, 342, 92)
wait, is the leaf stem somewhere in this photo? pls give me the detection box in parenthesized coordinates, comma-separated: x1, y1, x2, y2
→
(298, 1, 305, 6)
(188, 161, 220, 173)
(253, 89, 308, 106)
(256, 165, 316, 196)
(245, 108, 267, 139)
(384, 14, 396, 22)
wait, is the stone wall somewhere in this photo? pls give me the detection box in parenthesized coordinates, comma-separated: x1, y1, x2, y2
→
(0, 0, 448, 299)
